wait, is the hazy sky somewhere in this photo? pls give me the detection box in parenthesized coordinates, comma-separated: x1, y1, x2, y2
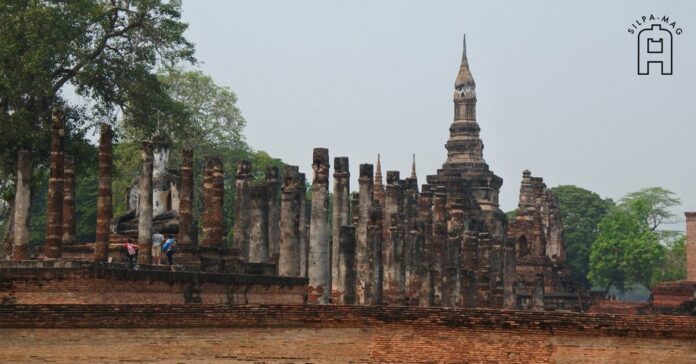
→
(180, 0, 695, 226)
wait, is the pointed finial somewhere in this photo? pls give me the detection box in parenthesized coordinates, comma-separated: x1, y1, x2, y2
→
(461, 33, 468, 65)
(455, 33, 475, 91)
(411, 153, 417, 178)
(374, 153, 383, 187)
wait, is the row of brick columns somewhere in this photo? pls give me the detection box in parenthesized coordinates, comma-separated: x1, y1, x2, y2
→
(267, 147, 516, 309)
(10, 110, 82, 260)
(7, 114, 516, 309)
(7, 112, 203, 263)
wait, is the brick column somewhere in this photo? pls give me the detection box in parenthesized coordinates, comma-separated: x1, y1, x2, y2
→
(444, 200, 463, 307)
(248, 184, 269, 263)
(279, 166, 301, 276)
(336, 225, 356, 304)
(307, 148, 331, 304)
(383, 171, 402, 239)
(11, 150, 31, 260)
(137, 142, 154, 264)
(201, 156, 224, 249)
(383, 171, 405, 305)
(177, 148, 194, 247)
(503, 238, 517, 309)
(368, 200, 384, 305)
(298, 173, 308, 277)
(61, 155, 76, 246)
(431, 187, 447, 306)
(94, 123, 112, 262)
(461, 231, 479, 308)
(532, 273, 545, 311)
(355, 164, 373, 305)
(403, 178, 419, 305)
(233, 160, 252, 259)
(417, 184, 434, 307)
(351, 192, 359, 226)
(266, 166, 281, 264)
(477, 233, 492, 306)
(385, 213, 406, 305)
(490, 241, 504, 308)
(331, 157, 350, 299)
(686, 212, 696, 281)
(45, 109, 65, 259)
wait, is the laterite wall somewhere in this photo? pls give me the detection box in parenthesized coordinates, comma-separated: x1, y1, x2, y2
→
(0, 305, 694, 363)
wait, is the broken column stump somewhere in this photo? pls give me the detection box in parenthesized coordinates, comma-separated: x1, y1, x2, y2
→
(307, 148, 331, 304)
(331, 156, 350, 299)
(279, 166, 302, 276)
(11, 150, 31, 260)
(336, 225, 357, 304)
(45, 109, 65, 259)
(178, 148, 195, 248)
(94, 123, 113, 262)
(233, 159, 252, 259)
(61, 155, 76, 246)
(266, 166, 281, 264)
(201, 156, 224, 249)
(355, 164, 373, 305)
(248, 183, 270, 263)
(136, 142, 154, 265)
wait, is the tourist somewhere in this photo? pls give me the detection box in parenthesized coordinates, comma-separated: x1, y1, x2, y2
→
(124, 239, 138, 268)
(152, 232, 164, 265)
(162, 235, 177, 271)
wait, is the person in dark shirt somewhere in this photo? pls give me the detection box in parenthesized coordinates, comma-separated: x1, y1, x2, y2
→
(161, 235, 176, 271)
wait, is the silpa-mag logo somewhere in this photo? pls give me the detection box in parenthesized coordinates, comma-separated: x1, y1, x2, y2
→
(628, 15, 683, 75)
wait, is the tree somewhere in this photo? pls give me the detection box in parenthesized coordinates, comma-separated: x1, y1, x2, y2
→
(0, 1, 195, 249)
(621, 187, 681, 231)
(654, 235, 686, 282)
(550, 185, 614, 288)
(0, 0, 194, 176)
(588, 187, 682, 293)
(114, 67, 283, 247)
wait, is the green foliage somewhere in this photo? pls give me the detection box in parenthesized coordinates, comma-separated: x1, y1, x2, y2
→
(654, 235, 687, 282)
(550, 185, 614, 288)
(112, 67, 283, 247)
(157, 67, 246, 149)
(0, 0, 195, 245)
(589, 187, 683, 292)
(620, 187, 681, 231)
(74, 171, 98, 243)
(0, 0, 194, 178)
(28, 169, 48, 247)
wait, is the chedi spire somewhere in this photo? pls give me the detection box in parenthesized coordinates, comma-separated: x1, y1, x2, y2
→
(454, 34, 476, 96)
(410, 153, 417, 179)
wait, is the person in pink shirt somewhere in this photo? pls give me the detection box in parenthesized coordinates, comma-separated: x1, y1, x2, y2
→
(123, 239, 138, 268)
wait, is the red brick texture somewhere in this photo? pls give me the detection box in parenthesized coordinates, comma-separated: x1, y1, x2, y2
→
(686, 212, 696, 281)
(0, 305, 695, 362)
(0, 266, 306, 305)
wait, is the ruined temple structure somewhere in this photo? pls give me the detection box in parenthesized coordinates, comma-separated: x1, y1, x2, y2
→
(506, 170, 582, 310)
(112, 135, 181, 237)
(4, 35, 605, 313)
(421, 34, 512, 308)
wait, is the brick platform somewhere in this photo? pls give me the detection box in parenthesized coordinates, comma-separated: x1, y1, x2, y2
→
(0, 262, 306, 305)
(0, 305, 695, 363)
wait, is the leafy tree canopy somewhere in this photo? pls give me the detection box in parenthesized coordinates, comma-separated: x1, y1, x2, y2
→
(550, 185, 614, 288)
(589, 187, 684, 293)
(0, 0, 194, 178)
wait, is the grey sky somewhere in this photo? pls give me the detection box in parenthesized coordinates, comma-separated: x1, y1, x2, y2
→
(180, 0, 696, 226)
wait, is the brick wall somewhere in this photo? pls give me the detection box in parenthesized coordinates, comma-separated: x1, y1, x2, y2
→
(686, 212, 696, 281)
(0, 266, 306, 305)
(0, 305, 695, 363)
